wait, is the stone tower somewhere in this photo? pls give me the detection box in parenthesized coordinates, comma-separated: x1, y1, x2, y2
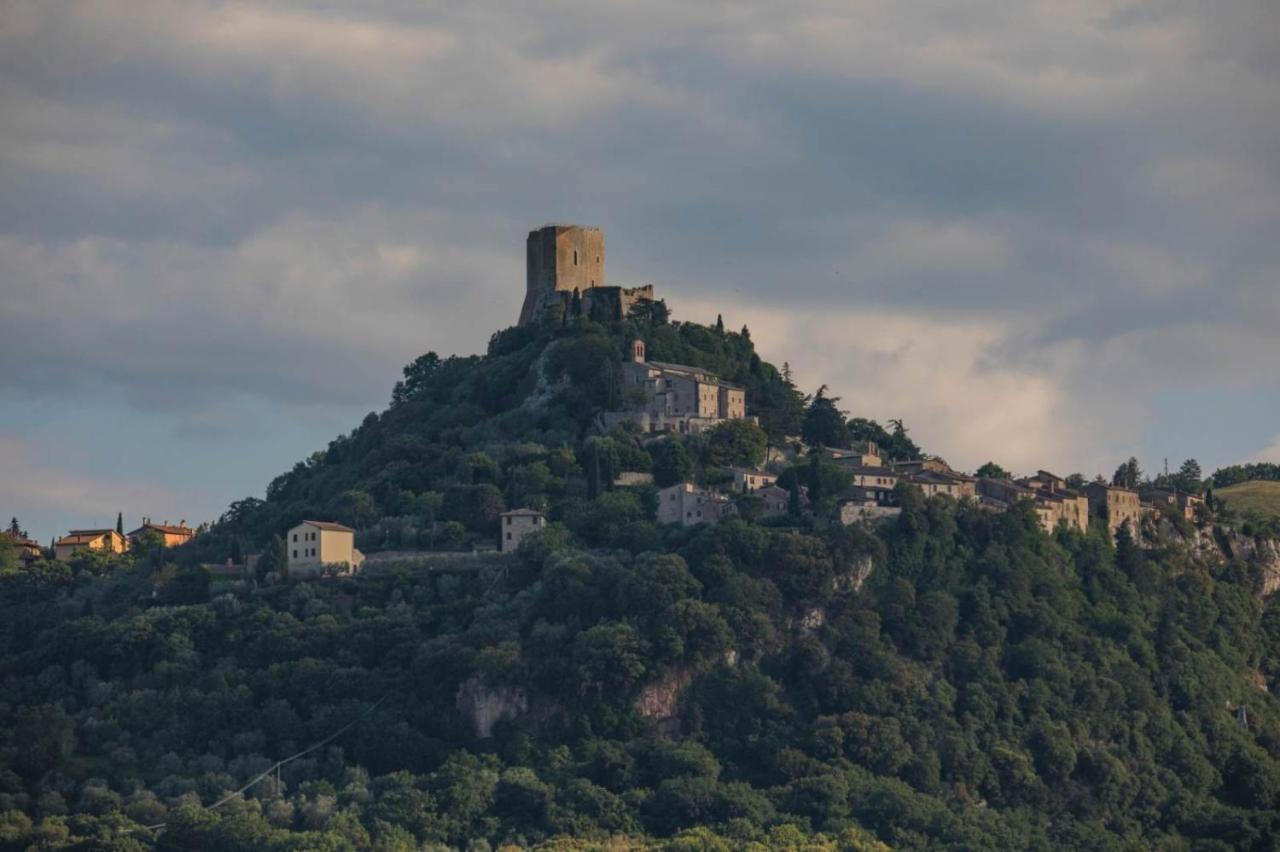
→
(519, 224, 605, 326)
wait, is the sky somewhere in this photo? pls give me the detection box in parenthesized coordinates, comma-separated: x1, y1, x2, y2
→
(1, 0, 1278, 544)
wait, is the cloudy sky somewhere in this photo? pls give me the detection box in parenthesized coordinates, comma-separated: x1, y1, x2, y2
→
(2, 0, 1278, 542)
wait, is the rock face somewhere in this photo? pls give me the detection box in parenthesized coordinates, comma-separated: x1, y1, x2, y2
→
(1148, 520, 1280, 598)
(635, 667, 696, 736)
(456, 676, 528, 738)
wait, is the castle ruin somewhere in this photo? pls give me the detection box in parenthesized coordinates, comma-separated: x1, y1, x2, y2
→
(518, 225, 656, 326)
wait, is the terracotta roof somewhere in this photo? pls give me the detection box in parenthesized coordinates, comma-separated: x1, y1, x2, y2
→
(128, 523, 194, 538)
(299, 520, 356, 533)
(500, 508, 545, 517)
(67, 528, 117, 537)
(56, 532, 111, 546)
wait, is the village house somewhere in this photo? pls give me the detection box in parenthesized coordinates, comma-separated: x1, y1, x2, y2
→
(127, 518, 195, 548)
(839, 487, 902, 525)
(978, 472, 1090, 534)
(54, 529, 128, 561)
(905, 468, 977, 500)
(844, 465, 900, 490)
(286, 520, 364, 577)
(656, 482, 735, 527)
(2, 530, 42, 562)
(1084, 482, 1142, 538)
(608, 339, 750, 436)
(827, 442, 883, 469)
(731, 468, 777, 493)
(499, 509, 547, 552)
(1143, 487, 1204, 521)
(756, 483, 809, 518)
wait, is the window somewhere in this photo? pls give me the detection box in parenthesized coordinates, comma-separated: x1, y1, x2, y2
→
(292, 550, 297, 558)
(292, 534, 297, 542)
(573, 249, 578, 265)
(506, 532, 512, 540)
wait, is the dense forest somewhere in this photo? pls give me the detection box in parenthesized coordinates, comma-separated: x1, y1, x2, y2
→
(3, 308, 1280, 850)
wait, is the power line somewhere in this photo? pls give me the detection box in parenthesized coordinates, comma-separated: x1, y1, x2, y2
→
(127, 693, 390, 839)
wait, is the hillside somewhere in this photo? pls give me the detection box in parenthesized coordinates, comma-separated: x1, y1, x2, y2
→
(2, 307, 1280, 850)
(1218, 480, 1280, 522)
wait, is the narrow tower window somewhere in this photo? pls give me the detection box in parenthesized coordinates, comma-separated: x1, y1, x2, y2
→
(573, 250, 578, 265)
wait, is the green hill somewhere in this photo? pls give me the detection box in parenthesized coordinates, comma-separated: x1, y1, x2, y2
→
(2, 306, 1280, 850)
(1218, 480, 1280, 520)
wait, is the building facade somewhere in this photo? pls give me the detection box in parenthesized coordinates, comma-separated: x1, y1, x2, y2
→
(656, 483, 735, 527)
(499, 509, 547, 552)
(127, 519, 195, 548)
(54, 529, 128, 561)
(1084, 483, 1142, 538)
(612, 339, 750, 435)
(732, 468, 777, 493)
(286, 520, 364, 577)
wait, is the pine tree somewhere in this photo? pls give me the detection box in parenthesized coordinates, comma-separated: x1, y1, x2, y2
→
(116, 512, 123, 535)
(715, 314, 725, 333)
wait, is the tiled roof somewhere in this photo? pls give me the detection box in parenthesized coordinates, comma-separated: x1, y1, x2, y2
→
(56, 532, 108, 546)
(128, 523, 193, 537)
(500, 508, 545, 517)
(300, 520, 356, 533)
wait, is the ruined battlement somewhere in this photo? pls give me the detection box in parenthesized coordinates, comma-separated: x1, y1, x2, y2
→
(518, 225, 656, 326)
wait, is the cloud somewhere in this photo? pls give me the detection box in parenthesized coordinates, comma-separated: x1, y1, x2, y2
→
(1, 0, 1278, 526)
(0, 434, 180, 528)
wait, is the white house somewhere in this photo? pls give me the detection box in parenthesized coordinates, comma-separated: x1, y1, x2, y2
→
(286, 520, 364, 577)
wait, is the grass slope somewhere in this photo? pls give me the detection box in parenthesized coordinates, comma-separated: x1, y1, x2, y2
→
(1218, 480, 1280, 519)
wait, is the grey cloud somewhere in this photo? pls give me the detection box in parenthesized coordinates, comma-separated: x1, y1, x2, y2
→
(0, 0, 1276, 467)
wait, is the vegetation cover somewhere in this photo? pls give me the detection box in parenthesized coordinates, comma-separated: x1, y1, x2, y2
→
(3, 311, 1280, 850)
(1217, 481, 1280, 524)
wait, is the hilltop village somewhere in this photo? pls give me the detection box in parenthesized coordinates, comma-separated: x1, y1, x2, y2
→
(3, 225, 1216, 581)
(3, 226, 1279, 852)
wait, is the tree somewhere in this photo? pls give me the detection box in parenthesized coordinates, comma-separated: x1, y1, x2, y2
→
(652, 439, 693, 488)
(1176, 459, 1204, 494)
(7, 517, 21, 537)
(0, 536, 19, 573)
(703, 420, 767, 469)
(116, 512, 124, 535)
(801, 387, 850, 448)
(976, 462, 1011, 480)
(1113, 457, 1142, 489)
(229, 537, 243, 565)
(392, 351, 441, 404)
(715, 314, 725, 333)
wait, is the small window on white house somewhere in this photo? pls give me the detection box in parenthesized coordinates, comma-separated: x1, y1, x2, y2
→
(292, 550, 297, 558)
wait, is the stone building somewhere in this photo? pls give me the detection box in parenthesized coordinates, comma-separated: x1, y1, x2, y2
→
(906, 468, 977, 499)
(54, 529, 128, 561)
(731, 468, 777, 493)
(286, 520, 364, 577)
(518, 225, 656, 326)
(610, 339, 749, 435)
(1143, 488, 1203, 521)
(828, 442, 883, 469)
(756, 484, 797, 517)
(499, 509, 547, 552)
(978, 472, 1089, 534)
(127, 519, 195, 548)
(656, 483, 735, 527)
(2, 530, 42, 562)
(1084, 482, 1142, 538)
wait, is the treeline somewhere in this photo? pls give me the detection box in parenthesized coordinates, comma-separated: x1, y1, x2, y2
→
(2, 490, 1280, 849)
(1213, 463, 1280, 488)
